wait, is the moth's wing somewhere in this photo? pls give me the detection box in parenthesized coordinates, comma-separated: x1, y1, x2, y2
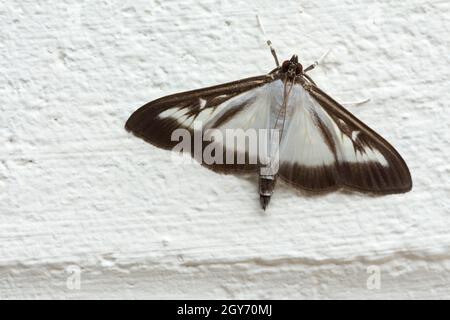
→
(125, 75, 276, 172)
(278, 82, 412, 193)
(277, 84, 340, 191)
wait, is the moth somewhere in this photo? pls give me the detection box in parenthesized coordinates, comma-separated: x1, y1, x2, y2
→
(125, 45, 412, 210)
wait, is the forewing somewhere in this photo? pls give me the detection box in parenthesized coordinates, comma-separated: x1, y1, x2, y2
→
(278, 84, 340, 191)
(125, 75, 276, 172)
(278, 82, 412, 193)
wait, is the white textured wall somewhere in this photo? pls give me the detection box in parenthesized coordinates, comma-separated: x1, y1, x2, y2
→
(1, 0, 450, 299)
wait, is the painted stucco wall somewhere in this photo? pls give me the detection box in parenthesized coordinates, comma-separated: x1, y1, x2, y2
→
(1, 0, 449, 299)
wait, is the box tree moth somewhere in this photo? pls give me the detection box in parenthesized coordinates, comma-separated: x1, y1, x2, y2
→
(125, 44, 412, 210)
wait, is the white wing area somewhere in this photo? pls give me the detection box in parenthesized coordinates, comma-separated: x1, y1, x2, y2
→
(158, 84, 272, 131)
(280, 84, 389, 168)
(279, 86, 336, 167)
(155, 80, 282, 166)
(204, 85, 273, 131)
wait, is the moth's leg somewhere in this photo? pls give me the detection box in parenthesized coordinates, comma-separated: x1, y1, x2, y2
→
(342, 98, 371, 107)
(256, 15, 280, 67)
(303, 48, 370, 106)
(304, 49, 331, 73)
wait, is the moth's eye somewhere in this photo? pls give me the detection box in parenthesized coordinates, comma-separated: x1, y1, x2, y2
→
(296, 64, 303, 74)
(281, 61, 290, 72)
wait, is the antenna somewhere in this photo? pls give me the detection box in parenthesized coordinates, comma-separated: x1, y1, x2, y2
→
(256, 15, 280, 67)
(304, 49, 331, 72)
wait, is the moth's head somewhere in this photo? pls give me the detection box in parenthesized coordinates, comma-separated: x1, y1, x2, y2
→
(280, 54, 303, 78)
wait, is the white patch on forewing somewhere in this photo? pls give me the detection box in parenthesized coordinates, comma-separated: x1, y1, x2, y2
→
(375, 148, 389, 165)
(199, 98, 207, 109)
(331, 122, 388, 167)
(351, 130, 360, 141)
(159, 107, 183, 119)
(158, 106, 199, 129)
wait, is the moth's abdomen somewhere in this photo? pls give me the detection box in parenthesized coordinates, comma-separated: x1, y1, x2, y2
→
(259, 175, 277, 210)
